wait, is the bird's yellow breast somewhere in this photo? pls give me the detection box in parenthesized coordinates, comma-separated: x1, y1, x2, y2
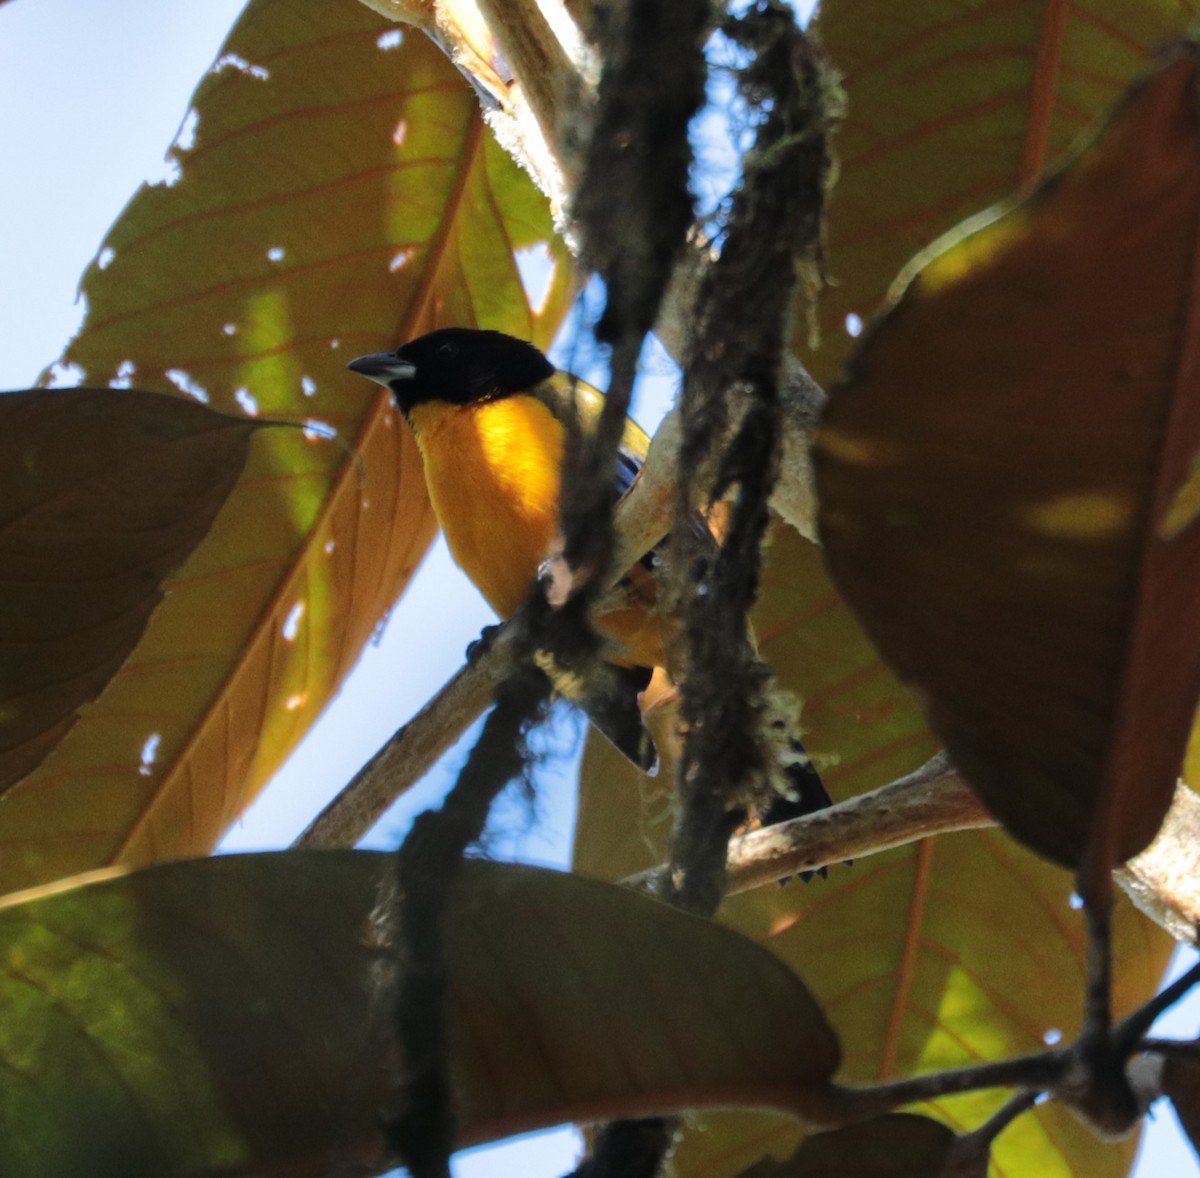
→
(408, 396, 564, 620)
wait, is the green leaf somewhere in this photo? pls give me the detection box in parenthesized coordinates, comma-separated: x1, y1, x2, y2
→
(0, 853, 842, 1176)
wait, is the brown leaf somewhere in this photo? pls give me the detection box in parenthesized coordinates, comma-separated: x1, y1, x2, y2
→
(0, 388, 256, 793)
(815, 44, 1200, 880)
(0, 853, 841, 1175)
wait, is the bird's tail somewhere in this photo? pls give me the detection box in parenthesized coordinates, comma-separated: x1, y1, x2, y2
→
(758, 740, 834, 882)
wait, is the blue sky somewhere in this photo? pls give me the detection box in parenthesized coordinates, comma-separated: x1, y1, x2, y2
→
(0, 2, 1195, 1176)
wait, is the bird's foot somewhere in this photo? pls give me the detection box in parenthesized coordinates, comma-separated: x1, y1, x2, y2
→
(465, 623, 502, 665)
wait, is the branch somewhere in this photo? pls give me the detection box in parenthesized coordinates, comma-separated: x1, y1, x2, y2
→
(723, 753, 987, 892)
(950, 1090, 1042, 1168)
(622, 753, 989, 893)
(295, 655, 497, 848)
(360, 0, 582, 227)
(383, 663, 553, 1178)
(473, 0, 587, 178)
(1118, 781, 1200, 944)
(624, 759, 1200, 954)
(820, 1051, 1064, 1126)
(657, 8, 837, 923)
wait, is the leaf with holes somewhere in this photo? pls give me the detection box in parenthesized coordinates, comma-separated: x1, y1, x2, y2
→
(0, 852, 842, 1176)
(816, 44, 1200, 881)
(807, 0, 1194, 387)
(1, 0, 572, 891)
(0, 388, 257, 794)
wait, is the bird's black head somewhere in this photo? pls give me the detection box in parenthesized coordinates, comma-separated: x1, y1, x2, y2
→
(346, 328, 555, 415)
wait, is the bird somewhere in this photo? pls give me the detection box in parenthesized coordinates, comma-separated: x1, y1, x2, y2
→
(348, 326, 665, 769)
(347, 328, 831, 830)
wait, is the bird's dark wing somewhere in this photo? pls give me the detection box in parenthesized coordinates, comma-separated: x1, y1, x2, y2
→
(535, 371, 650, 500)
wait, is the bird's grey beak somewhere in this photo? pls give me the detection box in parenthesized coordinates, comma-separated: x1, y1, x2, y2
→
(346, 353, 417, 387)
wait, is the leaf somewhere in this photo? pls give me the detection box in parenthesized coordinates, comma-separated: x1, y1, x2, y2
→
(679, 830, 1166, 1178)
(0, 853, 841, 1176)
(0, 389, 257, 794)
(736, 1114, 958, 1178)
(574, 528, 1173, 1178)
(2, 0, 572, 891)
(815, 44, 1200, 878)
(586, 828, 1167, 1178)
(609, 834, 1161, 1178)
(1163, 1053, 1200, 1162)
(808, 0, 1194, 388)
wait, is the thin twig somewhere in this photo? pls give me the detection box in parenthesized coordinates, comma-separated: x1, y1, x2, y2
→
(820, 1051, 1065, 1125)
(1140, 1038, 1200, 1059)
(1114, 958, 1200, 1055)
(945, 1089, 1042, 1174)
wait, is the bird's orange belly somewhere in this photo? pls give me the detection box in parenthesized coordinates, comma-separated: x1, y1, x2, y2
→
(410, 397, 664, 667)
(411, 397, 560, 619)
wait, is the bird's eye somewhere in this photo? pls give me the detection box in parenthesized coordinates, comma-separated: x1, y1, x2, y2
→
(439, 343, 458, 358)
